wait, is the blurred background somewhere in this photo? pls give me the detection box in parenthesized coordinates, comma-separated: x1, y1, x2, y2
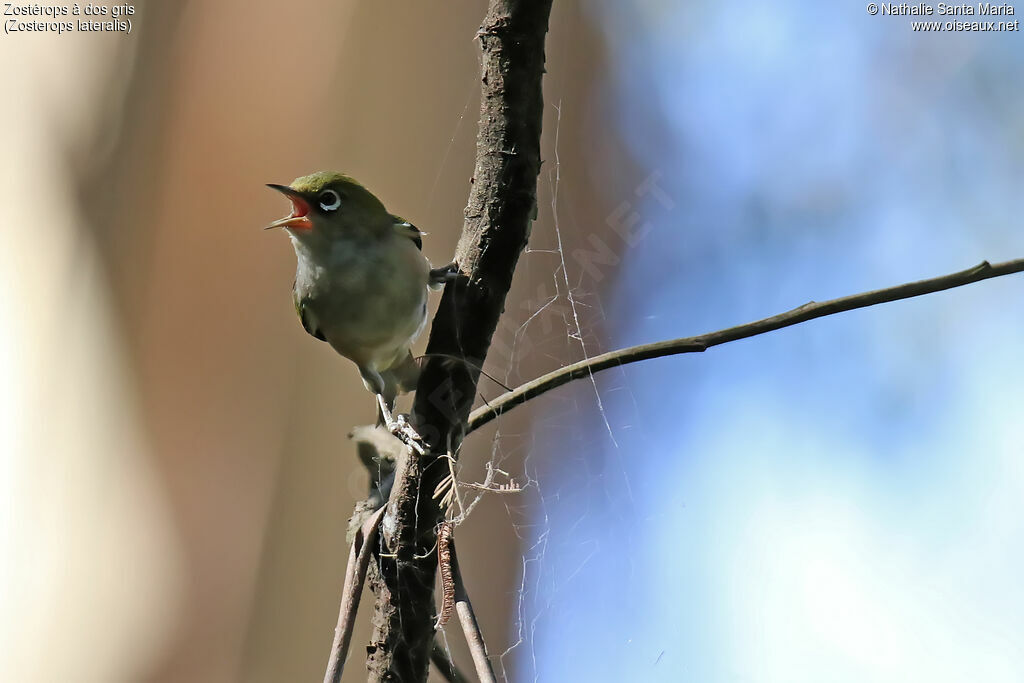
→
(1, 1, 1022, 682)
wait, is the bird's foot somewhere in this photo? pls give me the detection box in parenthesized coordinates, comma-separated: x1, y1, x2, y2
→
(394, 414, 426, 454)
(429, 261, 461, 290)
(377, 395, 426, 454)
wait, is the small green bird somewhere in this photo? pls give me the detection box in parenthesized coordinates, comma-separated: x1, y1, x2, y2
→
(266, 171, 455, 438)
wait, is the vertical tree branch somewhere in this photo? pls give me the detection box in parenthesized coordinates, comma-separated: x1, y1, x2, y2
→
(364, 1, 554, 680)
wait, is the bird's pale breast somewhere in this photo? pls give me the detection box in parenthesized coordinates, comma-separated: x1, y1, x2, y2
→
(293, 232, 429, 370)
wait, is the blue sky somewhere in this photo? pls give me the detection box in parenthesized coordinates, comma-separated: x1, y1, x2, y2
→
(521, 2, 1024, 680)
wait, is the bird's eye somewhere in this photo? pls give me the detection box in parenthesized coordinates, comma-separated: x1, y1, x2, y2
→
(319, 189, 341, 212)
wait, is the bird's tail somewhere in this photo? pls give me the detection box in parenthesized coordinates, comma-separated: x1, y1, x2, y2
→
(390, 350, 421, 395)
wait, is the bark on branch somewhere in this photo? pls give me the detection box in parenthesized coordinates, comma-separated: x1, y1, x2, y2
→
(364, 2, 554, 680)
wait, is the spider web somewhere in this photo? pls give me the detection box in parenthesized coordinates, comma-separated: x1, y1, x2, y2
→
(426, 82, 650, 681)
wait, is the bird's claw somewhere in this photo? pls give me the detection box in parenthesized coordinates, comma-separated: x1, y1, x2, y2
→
(377, 394, 425, 454)
(391, 414, 426, 454)
(429, 261, 461, 290)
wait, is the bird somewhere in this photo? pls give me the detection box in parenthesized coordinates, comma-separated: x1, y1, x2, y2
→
(266, 171, 456, 443)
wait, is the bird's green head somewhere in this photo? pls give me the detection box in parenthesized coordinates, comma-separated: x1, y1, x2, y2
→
(265, 171, 388, 237)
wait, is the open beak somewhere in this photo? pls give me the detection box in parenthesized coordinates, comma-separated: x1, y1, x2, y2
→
(265, 184, 313, 230)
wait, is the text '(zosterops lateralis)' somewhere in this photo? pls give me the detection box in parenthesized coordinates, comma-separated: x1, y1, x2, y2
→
(266, 171, 456, 441)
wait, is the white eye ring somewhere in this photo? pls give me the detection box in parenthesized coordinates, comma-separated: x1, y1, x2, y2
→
(319, 189, 341, 211)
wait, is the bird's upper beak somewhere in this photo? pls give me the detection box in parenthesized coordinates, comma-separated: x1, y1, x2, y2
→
(265, 184, 313, 230)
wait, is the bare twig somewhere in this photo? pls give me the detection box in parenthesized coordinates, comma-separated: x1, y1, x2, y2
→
(323, 506, 386, 683)
(430, 641, 472, 683)
(467, 258, 1024, 434)
(447, 537, 497, 683)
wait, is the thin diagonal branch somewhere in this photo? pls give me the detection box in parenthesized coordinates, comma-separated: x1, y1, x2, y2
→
(323, 506, 386, 683)
(467, 258, 1024, 434)
(449, 537, 497, 683)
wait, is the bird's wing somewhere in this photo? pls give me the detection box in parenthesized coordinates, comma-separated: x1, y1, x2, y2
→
(293, 284, 326, 341)
(391, 215, 423, 250)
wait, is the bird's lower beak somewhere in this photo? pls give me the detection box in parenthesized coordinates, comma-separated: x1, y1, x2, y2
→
(265, 184, 313, 231)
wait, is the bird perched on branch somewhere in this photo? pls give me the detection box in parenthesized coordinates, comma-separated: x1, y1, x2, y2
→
(266, 171, 456, 443)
